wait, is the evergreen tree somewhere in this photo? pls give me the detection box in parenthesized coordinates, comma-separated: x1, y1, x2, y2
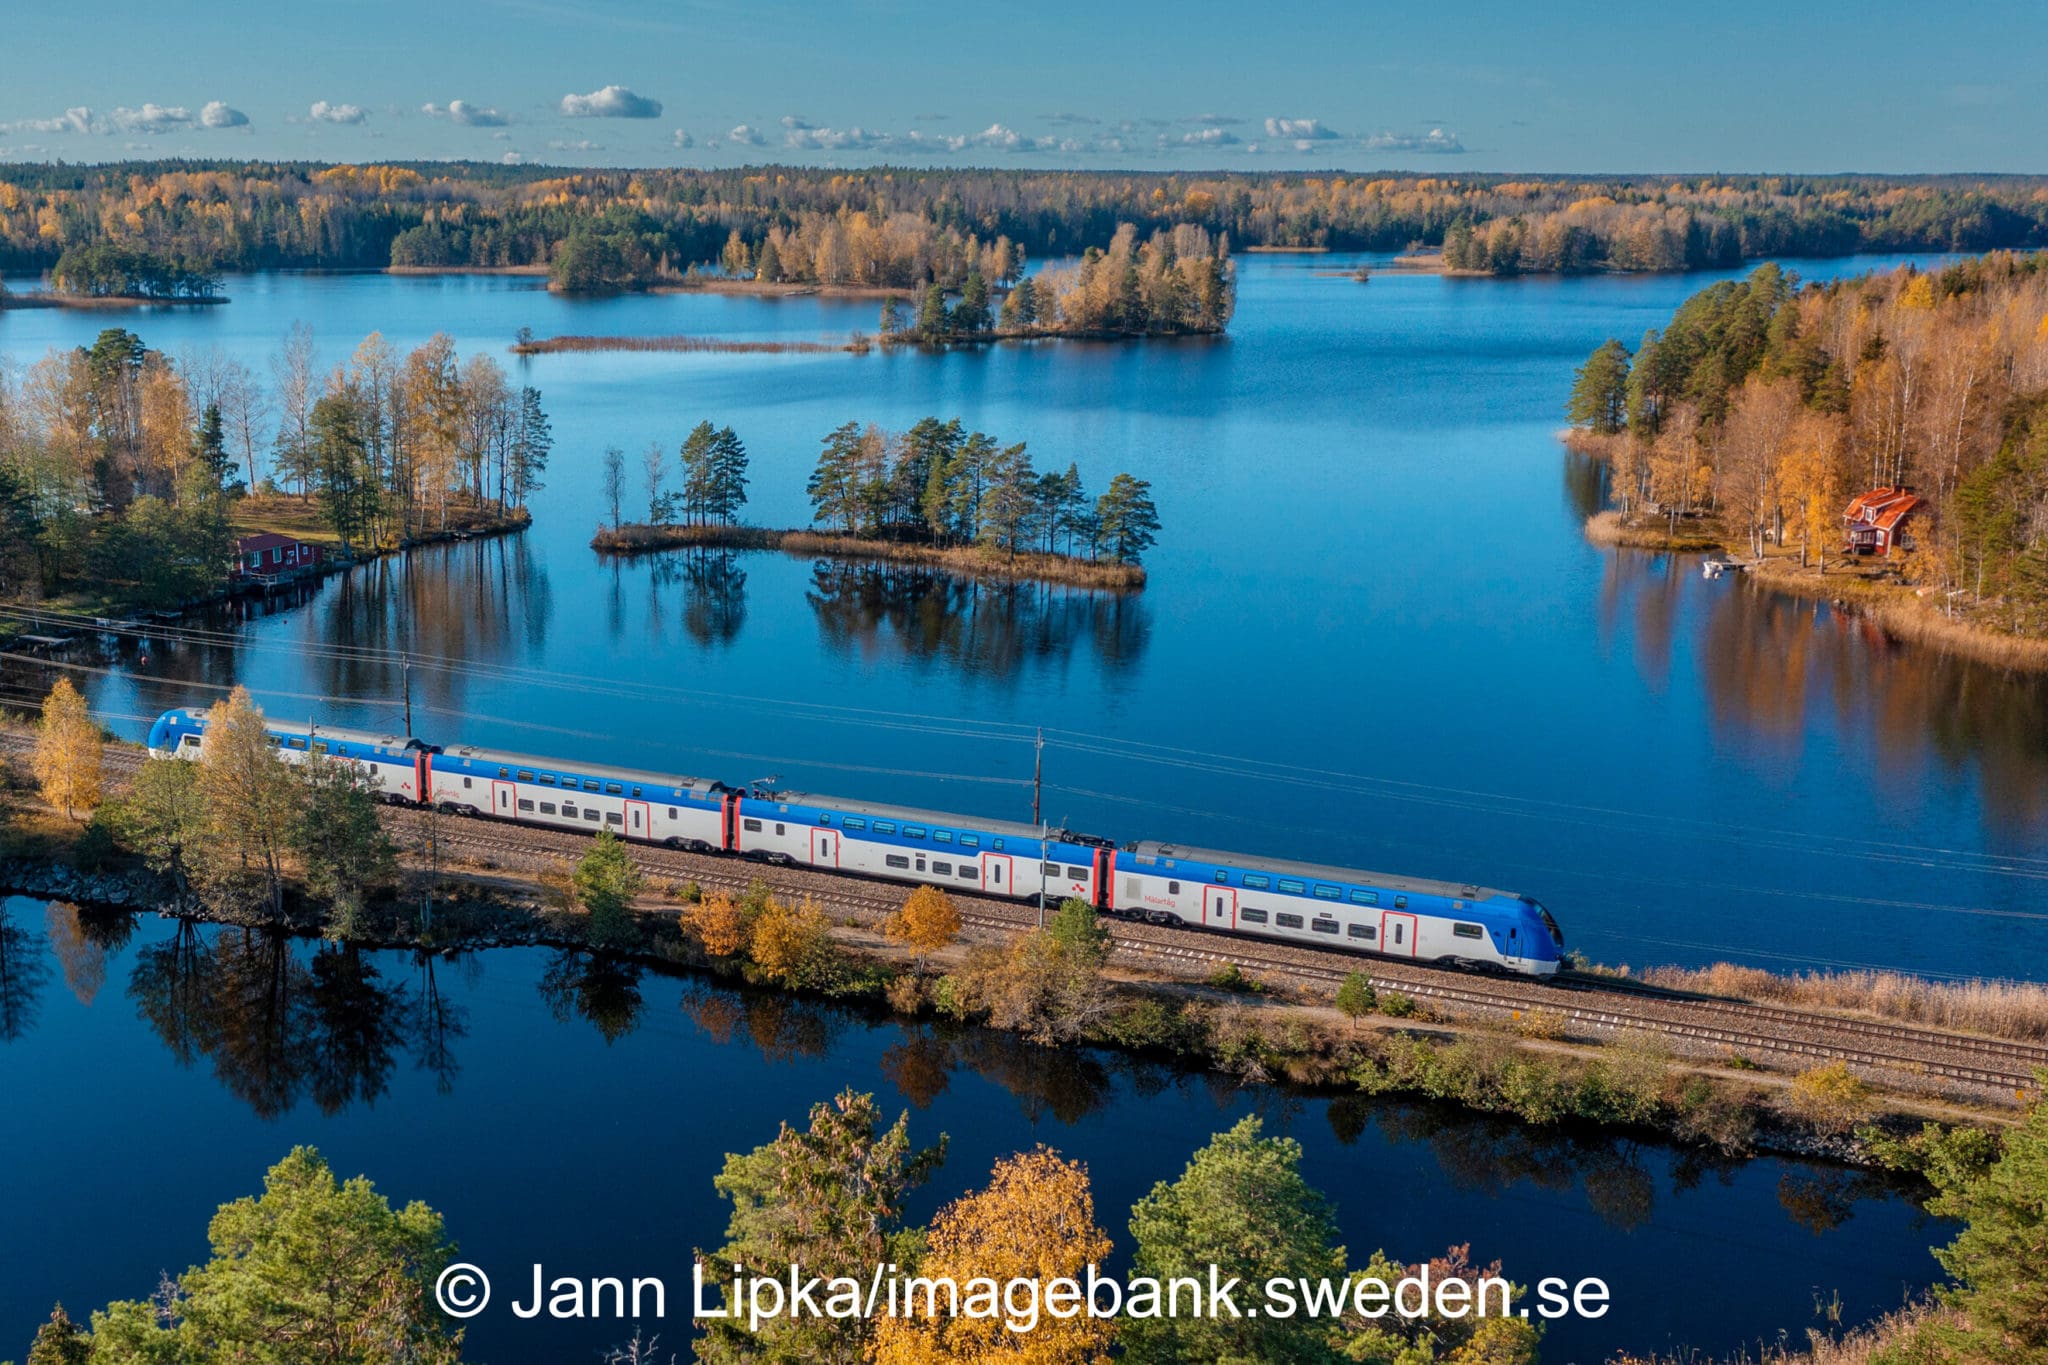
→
(916, 282, 950, 339)
(1094, 472, 1161, 564)
(509, 385, 551, 506)
(575, 829, 643, 950)
(193, 402, 236, 493)
(807, 421, 867, 531)
(293, 755, 398, 939)
(25, 1304, 90, 1365)
(310, 392, 376, 552)
(1567, 338, 1633, 434)
(708, 426, 750, 525)
(954, 270, 991, 332)
(877, 295, 904, 336)
(976, 442, 1037, 555)
(679, 420, 719, 525)
(752, 236, 782, 283)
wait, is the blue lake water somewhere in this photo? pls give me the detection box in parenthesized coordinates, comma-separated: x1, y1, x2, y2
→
(0, 898, 1946, 1362)
(3, 254, 2043, 981)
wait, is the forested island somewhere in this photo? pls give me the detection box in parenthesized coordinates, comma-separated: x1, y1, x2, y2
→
(591, 415, 1159, 589)
(0, 324, 548, 612)
(9, 162, 2048, 292)
(1565, 251, 2048, 664)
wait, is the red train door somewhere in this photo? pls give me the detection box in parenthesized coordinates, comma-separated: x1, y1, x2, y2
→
(1382, 911, 1419, 957)
(1092, 847, 1115, 912)
(414, 753, 432, 805)
(490, 780, 515, 817)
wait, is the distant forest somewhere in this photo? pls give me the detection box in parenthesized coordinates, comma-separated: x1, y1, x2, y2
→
(5, 163, 2048, 286)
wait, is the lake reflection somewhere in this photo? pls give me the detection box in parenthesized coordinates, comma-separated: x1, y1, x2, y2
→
(0, 906, 1944, 1364)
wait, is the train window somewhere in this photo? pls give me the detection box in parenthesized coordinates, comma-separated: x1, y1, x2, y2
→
(311, 742, 329, 756)
(885, 854, 910, 870)
(582, 780, 600, 792)
(743, 819, 763, 832)
(1453, 923, 1484, 939)
(1312, 917, 1340, 934)
(585, 809, 600, 822)
(286, 737, 307, 750)
(562, 804, 578, 817)
(606, 782, 623, 794)
(667, 808, 677, 820)
(539, 775, 557, 786)
(1168, 881, 1180, 894)
(874, 821, 897, 834)
(1276, 912, 1304, 929)
(540, 802, 557, 815)
(993, 839, 1005, 851)
(915, 857, 926, 872)
(632, 787, 642, 798)
(1044, 862, 1061, 876)
(775, 824, 786, 836)
(845, 817, 866, 830)
(1067, 866, 1088, 880)
(1278, 879, 1306, 895)
(605, 813, 622, 825)
(1350, 924, 1375, 940)
(1313, 884, 1340, 900)
(933, 830, 952, 844)
(1349, 890, 1378, 906)
(905, 825, 927, 839)
(960, 834, 979, 848)
(933, 861, 953, 876)
(1240, 908, 1268, 924)
(1394, 896, 1408, 909)
(1244, 874, 1270, 890)
(517, 799, 535, 812)
(1214, 870, 1228, 883)
(463, 777, 473, 789)
(518, 770, 535, 781)
(957, 866, 977, 879)
(499, 768, 509, 778)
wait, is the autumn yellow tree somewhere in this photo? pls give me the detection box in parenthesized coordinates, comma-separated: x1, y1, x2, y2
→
(869, 1147, 1116, 1365)
(192, 685, 304, 918)
(887, 884, 962, 971)
(31, 678, 103, 820)
(685, 891, 746, 958)
(749, 893, 835, 988)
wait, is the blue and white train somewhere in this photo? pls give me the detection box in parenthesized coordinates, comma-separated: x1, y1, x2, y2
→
(146, 706, 1565, 976)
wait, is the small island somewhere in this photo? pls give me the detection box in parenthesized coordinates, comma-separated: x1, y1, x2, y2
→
(589, 417, 1159, 590)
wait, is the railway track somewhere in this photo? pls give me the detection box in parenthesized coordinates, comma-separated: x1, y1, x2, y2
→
(5, 729, 2042, 1095)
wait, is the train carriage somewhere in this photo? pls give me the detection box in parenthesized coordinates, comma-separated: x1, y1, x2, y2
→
(147, 707, 426, 804)
(733, 790, 1113, 905)
(426, 743, 729, 850)
(1112, 840, 1564, 975)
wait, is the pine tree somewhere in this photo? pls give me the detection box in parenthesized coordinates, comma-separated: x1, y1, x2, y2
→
(1568, 338, 1633, 435)
(509, 385, 551, 506)
(708, 426, 749, 525)
(976, 442, 1037, 556)
(678, 421, 719, 525)
(25, 1303, 90, 1365)
(878, 295, 903, 336)
(807, 421, 866, 531)
(1094, 472, 1161, 564)
(916, 282, 950, 339)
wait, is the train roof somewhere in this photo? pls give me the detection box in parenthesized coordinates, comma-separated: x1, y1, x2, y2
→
(1126, 839, 1521, 903)
(437, 742, 724, 797)
(764, 789, 1055, 842)
(158, 708, 418, 752)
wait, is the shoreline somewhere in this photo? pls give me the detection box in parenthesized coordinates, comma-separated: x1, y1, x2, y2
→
(591, 523, 1148, 591)
(0, 291, 227, 310)
(1566, 441, 2048, 673)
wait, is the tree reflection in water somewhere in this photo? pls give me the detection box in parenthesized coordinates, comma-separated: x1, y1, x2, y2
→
(123, 922, 455, 1120)
(539, 950, 645, 1044)
(805, 561, 1150, 684)
(643, 548, 748, 648)
(44, 902, 134, 1007)
(0, 904, 52, 1042)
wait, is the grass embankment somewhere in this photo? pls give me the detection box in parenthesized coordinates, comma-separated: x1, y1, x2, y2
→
(512, 333, 859, 356)
(233, 492, 530, 554)
(1630, 961, 2048, 1045)
(591, 523, 1147, 591)
(1565, 433, 2048, 672)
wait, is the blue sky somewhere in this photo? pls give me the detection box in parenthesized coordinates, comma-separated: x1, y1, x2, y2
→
(3, 0, 2042, 172)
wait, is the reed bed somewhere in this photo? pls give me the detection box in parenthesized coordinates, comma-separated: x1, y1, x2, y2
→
(1583, 509, 1723, 551)
(1635, 960, 2048, 1043)
(1606, 1304, 1947, 1365)
(590, 523, 1146, 591)
(512, 334, 855, 356)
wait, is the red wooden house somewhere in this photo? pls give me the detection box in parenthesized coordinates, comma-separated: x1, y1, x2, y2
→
(1842, 487, 1922, 557)
(230, 532, 323, 582)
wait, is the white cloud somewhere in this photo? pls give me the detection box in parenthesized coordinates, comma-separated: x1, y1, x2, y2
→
(501, 151, 527, 164)
(309, 101, 367, 124)
(972, 122, 1023, 150)
(899, 129, 968, 153)
(6, 107, 94, 135)
(199, 101, 250, 129)
(783, 124, 890, 151)
(548, 138, 603, 152)
(727, 123, 764, 145)
(107, 104, 193, 134)
(1186, 113, 1244, 127)
(1163, 127, 1238, 148)
(1364, 127, 1466, 154)
(1264, 117, 1339, 140)
(560, 84, 662, 118)
(671, 129, 694, 148)
(780, 115, 814, 130)
(424, 99, 511, 127)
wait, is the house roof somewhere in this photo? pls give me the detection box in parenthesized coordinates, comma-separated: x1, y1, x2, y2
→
(1844, 487, 1922, 533)
(234, 532, 312, 553)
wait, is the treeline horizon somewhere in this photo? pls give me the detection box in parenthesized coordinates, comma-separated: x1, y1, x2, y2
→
(6, 161, 2048, 285)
